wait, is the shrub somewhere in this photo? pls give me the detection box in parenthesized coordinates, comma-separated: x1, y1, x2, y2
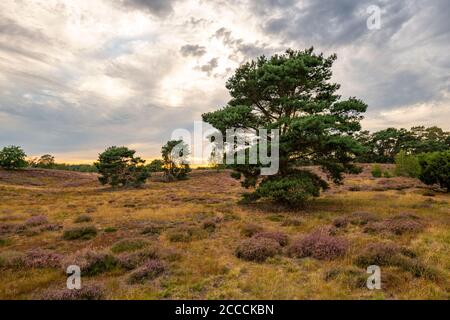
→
(25, 249, 63, 268)
(363, 214, 425, 235)
(63, 248, 117, 276)
(104, 227, 117, 233)
(63, 225, 98, 240)
(40, 284, 104, 300)
(354, 242, 438, 280)
(74, 215, 92, 223)
(127, 259, 165, 284)
(25, 215, 48, 227)
(0, 145, 27, 169)
(324, 267, 367, 289)
(240, 224, 263, 237)
(333, 212, 378, 228)
(383, 170, 393, 178)
(141, 224, 163, 235)
(253, 232, 289, 247)
(418, 151, 450, 192)
(354, 242, 404, 267)
(117, 247, 160, 270)
(371, 165, 382, 178)
(235, 237, 281, 262)
(287, 229, 348, 260)
(95, 146, 149, 188)
(111, 238, 148, 253)
(394, 150, 421, 178)
(202, 219, 217, 232)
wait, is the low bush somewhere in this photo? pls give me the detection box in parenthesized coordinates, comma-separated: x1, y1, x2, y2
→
(287, 229, 348, 260)
(240, 224, 263, 237)
(117, 247, 160, 270)
(354, 242, 439, 280)
(253, 232, 289, 247)
(141, 224, 163, 235)
(104, 227, 117, 233)
(371, 165, 382, 178)
(323, 267, 367, 289)
(202, 219, 217, 232)
(40, 284, 104, 300)
(333, 212, 378, 228)
(235, 237, 281, 262)
(63, 225, 98, 240)
(127, 259, 165, 284)
(63, 248, 117, 276)
(25, 215, 48, 227)
(111, 238, 148, 254)
(25, 249, 63, 268)
(363, 214, 425, 235)
(74, 215, 92, 223)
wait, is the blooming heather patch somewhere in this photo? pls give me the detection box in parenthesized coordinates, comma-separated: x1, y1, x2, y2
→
(63, 248, 117, 276)
(364, 214, 425, 235)
(235, 237, 281, 262)
(25, 249, 63, 268)
(127, 259, 165, 284)
(25, 215, 48, 227)
(40, 284, 104, 300)
(337, 212, 379, 227)
(117, 247, 160, 270)
(253, 231, 289, 247)
(287, 229, 348, 260)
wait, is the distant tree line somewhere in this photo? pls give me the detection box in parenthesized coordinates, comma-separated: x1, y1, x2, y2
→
(355, 126, 450, 163)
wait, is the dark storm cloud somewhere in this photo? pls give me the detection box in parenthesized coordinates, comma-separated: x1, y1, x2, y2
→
(180, 44, 207, 57)
(119, 0, 176, 16)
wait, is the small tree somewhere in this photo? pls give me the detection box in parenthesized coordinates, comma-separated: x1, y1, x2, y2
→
(418, 151, 450, 192)
(0, 145, 28, 169)
(147, 159, 164, 172)
(36, 154, 56, 169)
(95, 146, 149, 187)
(161, 140, 191, 181)
(394, 150, 420, 178)
(371, 164, 382, 178)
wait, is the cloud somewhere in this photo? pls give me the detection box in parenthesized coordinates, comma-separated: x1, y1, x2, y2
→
(119, 0, 176, 16)
(180, 44, 207, 57)
(0, 0, 449, 162)
(197, 58, 219, 75)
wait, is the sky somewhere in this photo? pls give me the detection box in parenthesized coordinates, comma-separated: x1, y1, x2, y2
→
(0, 0, 449, 163)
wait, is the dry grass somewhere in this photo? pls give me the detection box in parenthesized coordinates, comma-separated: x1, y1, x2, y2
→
(0, 167, 449, 300)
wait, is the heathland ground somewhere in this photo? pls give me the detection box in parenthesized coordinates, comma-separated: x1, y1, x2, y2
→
(0, 165, 448, 299)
